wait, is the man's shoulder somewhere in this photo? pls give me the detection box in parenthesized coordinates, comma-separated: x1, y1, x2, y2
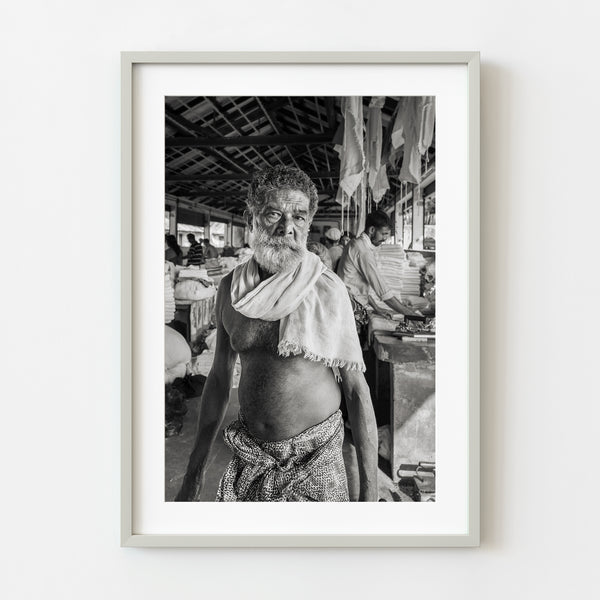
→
(352, 234, 369, 247)
(317, 268, 349, 296)
(342, 237, 364, 260)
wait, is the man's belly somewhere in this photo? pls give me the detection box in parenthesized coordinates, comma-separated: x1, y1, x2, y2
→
(237, 351, 341, 441)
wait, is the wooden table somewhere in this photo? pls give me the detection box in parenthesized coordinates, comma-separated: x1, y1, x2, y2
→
(372, 332, 435, 481)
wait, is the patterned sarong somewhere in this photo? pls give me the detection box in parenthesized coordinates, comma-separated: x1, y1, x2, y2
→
(216, 410, 349, 502)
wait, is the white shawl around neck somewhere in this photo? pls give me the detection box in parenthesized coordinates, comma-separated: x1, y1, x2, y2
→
(230, 252, 365, 372)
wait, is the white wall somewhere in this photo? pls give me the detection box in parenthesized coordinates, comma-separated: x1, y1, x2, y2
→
(2, 1, 599, 598)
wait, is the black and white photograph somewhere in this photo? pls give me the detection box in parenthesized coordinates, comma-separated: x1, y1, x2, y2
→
(163, 96, 436, 502)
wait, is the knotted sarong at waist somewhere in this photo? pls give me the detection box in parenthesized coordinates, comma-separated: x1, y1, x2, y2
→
(216, 410, 348, 502)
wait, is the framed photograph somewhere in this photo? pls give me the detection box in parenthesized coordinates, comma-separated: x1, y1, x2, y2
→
(122, 52, 479, 547)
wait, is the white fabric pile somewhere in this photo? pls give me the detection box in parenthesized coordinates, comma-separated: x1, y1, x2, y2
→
(374, 244, 406, 297)
(368, 244, 407, 314)
(401, 264, 421, 297)
(165, 325, 191, 384)
(174, 279, 216, 301)
(177, 266, 210, 281)
(164, 262, 176, 323)
(173, 264, 216, 301)
(204, 258, 225, 285)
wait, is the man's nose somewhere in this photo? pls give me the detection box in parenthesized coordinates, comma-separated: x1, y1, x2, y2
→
(276, 215, 294, 235)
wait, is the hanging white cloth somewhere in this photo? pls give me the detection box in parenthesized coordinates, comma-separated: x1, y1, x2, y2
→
(371, 164, 390, 204)
(392, 96, 436, 184)
(366, 96, 385, 190)
(391, 98, 406, 150)
(418, 96, 435, 155)
(337, 96, 365, 198)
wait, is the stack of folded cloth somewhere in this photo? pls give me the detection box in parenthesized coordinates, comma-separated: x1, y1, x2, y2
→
(174, 265, 216, 301)
(374, 244, 405, 297)
(174, 279, 215, 301)
(401, 265, 422, 297)
(165, 263, 176, 323)
(204, 258, 225, 285)
(369, 244, 407, 314)
(177, 266, 210, 282)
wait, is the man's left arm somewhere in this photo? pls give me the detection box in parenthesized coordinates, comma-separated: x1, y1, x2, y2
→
(340, 368, 378, 501)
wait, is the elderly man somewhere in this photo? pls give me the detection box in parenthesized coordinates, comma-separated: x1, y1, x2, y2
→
(176, 165, 377, 502)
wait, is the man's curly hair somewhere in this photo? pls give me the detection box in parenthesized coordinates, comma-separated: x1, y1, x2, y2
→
(246, 165, 319, 217)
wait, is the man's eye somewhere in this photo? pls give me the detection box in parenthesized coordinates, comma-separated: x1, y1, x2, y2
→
(294, 215, 305, 222)
(266, 212, 280, 219)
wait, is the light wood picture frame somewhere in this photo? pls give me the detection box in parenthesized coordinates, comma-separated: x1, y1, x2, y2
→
(121, 51, 480, 547)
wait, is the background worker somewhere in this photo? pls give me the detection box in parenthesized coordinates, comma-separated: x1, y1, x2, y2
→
(324, 227, 344, 271)
(337, 210, 419, 342)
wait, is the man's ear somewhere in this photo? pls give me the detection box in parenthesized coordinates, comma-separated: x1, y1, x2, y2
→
(366, 226, 375, 236)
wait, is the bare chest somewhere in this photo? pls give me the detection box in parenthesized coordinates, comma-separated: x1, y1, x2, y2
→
(224, 306, 280, 354)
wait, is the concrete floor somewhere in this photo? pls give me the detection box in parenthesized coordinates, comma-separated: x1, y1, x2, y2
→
(165, 348, 402, 502)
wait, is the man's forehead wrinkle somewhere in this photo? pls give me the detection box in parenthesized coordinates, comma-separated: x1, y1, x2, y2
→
(263, 190, 310, 212)
(265, 188, 309, 202)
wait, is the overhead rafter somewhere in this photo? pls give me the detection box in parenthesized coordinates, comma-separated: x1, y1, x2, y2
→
(165, 107, 248, 174)
(178, 187, 338, 199)
(255, 96, 305, 172)
(165, 169, 340, 183)
(165, 132, 334, 148)
(203, 96, 274, 171)
(325, 97, 337, 130)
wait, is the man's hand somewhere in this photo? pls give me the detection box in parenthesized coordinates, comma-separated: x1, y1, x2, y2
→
(386, 295, 422, 317)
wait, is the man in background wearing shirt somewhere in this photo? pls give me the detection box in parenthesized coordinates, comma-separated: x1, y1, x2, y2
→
(186, 233, 204, 266)
(324, 227, 344, 271)
(337, 210, 418, 340)
(203, 238, 219, 259)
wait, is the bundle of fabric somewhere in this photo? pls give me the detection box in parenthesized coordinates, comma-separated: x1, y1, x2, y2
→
(400, 264, 422, 297)
(178, 266, 209, 281)
(164, 262, 176, 323)
(165, 325, 192, 384)
(374, 244, 405, 297)
(203, 257, 224, 284)
(174, 279, 215, 301)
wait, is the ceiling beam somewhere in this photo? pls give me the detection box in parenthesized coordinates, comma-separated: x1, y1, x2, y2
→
(165, 107, 248, 174)
(166, 169, 340, 182)
(165, 133, 334, 148)
(175, 191, 248, 199)
(325, 97, 337, 130)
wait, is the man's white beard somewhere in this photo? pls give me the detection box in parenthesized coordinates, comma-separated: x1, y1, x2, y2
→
(251, 227, 307, 273)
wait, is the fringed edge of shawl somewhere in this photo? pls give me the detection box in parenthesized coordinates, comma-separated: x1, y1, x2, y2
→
(277, 340, 366, 373)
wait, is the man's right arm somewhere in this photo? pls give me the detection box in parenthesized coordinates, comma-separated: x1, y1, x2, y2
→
(383, 295, 422, 316)
(175, 278, 238, 501)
